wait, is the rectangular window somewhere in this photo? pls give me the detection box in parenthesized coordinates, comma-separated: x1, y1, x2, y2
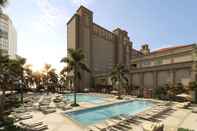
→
(142, 61, 150, 66)
(154, 59, 163, 65)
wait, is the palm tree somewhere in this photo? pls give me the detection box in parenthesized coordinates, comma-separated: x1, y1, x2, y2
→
(0, 49, 9, 117)
(47, 68, 58, 93)
(33, 71, 43, 91)
(9, 57, 26, 103)
(23, 64, 34, 90)
(110, 64, 128, 99)
(42, 64, 52, 94)
(0, 0, 8, 8)
(61, 48, 91, 107)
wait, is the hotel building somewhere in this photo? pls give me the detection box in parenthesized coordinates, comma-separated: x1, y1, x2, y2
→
(67, 6, 197, 92)
(67, 6, 132, 89)
(0, 10, 17, 59)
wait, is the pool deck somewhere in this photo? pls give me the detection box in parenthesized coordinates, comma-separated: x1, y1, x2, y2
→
(13, 93, 197, 131)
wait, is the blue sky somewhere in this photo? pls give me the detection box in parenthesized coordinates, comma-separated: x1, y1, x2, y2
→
(4, 0, 197, 70)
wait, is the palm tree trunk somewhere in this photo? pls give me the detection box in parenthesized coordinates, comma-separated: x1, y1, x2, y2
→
(117, 80, 122, 99)
(74, 75, 77, 105)
(71, 71, 79, 107)
(20, 84, 23, 104)
(0, 86, 5, 120)
(118, 82, 121, 98)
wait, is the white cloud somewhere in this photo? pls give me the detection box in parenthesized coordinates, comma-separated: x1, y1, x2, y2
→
(4, 0, 68, 71)
(35, 0, 68, 33)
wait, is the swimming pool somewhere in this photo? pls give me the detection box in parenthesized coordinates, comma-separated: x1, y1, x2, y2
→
(66, 100, 154, 126)
(64, 94, 107, 104)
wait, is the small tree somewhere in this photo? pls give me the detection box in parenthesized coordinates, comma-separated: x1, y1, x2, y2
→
(188, 81, 197, 91)
(110, 64, 128, 99)
(153, 85, 167, 100)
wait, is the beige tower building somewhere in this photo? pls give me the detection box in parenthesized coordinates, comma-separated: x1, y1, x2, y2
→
(67, 6, 132, 90)
(0, 10, 17, 59)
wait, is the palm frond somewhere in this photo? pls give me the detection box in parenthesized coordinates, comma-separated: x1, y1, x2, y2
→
(79, 62, 91, 73)
(0, 0, 8, 7)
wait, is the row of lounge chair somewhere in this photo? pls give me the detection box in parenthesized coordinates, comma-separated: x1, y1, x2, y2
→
(137, 105, 173, 122)
(53, 95, 73, 111)
(38, 96, 56, 114)
(88, 102, 174, 131)
(17, 121, 48, 131)
(11, 95, 50, 131)
(175, 102, 191, 109)
(88, 114, 163, 131)
(10, 112, 33, 122)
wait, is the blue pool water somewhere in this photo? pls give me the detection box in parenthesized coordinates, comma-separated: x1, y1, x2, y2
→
(64, 94, 106, 104)
(66, 100, 154, 126)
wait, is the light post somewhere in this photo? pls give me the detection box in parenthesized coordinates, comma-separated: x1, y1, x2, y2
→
(19, 79, 23, 104)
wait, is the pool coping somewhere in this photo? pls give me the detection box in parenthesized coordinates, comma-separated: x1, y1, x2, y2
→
(64, 98, 157, 129)
(64, 93, 110, 105)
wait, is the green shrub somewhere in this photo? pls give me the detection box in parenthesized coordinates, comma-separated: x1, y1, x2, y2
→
(188, 81, 197, 91)
(178, 128, 194, 131)
(153, 86, 167, 100)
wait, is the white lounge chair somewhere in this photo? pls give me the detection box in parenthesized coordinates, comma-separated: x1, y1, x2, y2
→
(19, 121, 43, 127)
(27, 125, 48, 131)
(143, 122, 164, 131)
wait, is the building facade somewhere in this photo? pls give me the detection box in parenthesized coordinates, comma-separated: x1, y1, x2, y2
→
(67, 6, 132, 89)
(67, 6, 197, 93)
(131, 44, 197, 96)
(0, 10, 17, 59)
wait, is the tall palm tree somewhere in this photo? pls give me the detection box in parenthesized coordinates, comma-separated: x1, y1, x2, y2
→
(42, 64, 52, 94)
(33, 71, 43, 91)
(61, 48, 91, 107)
(0, 49, 9, 117)
(23, 64, 34, 90)
(47, 68, 58, 93)
(9, 57, 26, 103)
(110, 64, 128, 99)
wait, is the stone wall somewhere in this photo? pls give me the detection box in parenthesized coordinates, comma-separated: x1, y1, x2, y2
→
(157, 71, 170, 87)
(131, 67, 192, 89)
(92, 34, 115, 74)
(132, 73, 141, 87)
(175, 69, 191, 84)
(67, 15, 77, 49)
(144, 72, 154, 88)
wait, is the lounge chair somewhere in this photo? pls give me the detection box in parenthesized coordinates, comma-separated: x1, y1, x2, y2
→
(27, 125, 48, 131)
(88, 125, 100, 131)
(19, 114, 33, 119)
(53, 98, 62, 103)
(192, 108, 197, 113)
(143, 122, 164, 131)
(176, 102, 191, 109)
(39, 105, 48, 110)
(42, 108, 56, 114)
(14, 114, 33, 122)
(114, 123, 132, 130)
(105, 119, 132, 131)
(19, 121, 43, 127)
(14, 108, 26, 113)
(137, 113, 157, 122)
(62, 105, 72, 110)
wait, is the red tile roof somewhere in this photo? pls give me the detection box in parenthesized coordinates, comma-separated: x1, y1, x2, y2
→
(151, 44, 193, 54)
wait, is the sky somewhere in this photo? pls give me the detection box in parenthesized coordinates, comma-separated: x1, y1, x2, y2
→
(4, 0, 197, 71)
